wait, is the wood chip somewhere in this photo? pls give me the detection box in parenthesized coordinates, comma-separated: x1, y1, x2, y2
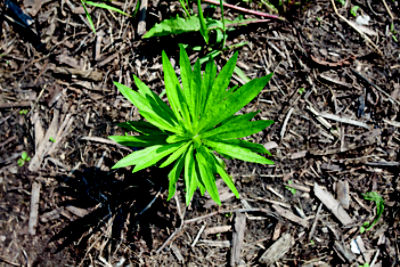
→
(29, 108, 60, 172)
(334, 240, 356, 262)
(28, 181, 41, 235)
(259, 233, 294, 264)
(65, 206, 89, 218)
(272, 204, 309, 228)
(319, 112, 370, 129)
(336, 180, 350, 210)
(171, 244, 185, 264)
(137, 0, 148, 36)
(198, 240, 231, 248)
(204, 225, 232, 235)
(314, 183, 353, 226)
(230, 212, 246, 266)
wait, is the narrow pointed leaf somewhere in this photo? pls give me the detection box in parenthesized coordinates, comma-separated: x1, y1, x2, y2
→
(109, 135, 166, 147)
(117, 121, 162, 135)
(132, 143, 183, 173)
(132, 75, 178, 125)
(160, 142, 191, 168)
(211, 120, 274, 140)
(203, 139, 274, 164)
(162, 51, 192, 130)
(221, 139, 273, 156)
(215, 164, 239, 198)
(112, 143, 182, 170)
(167, 154, 185, 200)
(202, 52, 238, 115)
(114, 81, 178, 133)
(199, 73, 273, 132)
(196, 147, 221, 205)
(201, 113, 265, 139)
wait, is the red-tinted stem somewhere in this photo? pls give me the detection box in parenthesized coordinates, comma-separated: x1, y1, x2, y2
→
(203, 0, 284, 21)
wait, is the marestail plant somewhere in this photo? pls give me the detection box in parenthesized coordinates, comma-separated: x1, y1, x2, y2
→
(110, 46, 274, 205)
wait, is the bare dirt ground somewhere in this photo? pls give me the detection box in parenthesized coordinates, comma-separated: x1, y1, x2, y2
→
(1, 0, 399, 266)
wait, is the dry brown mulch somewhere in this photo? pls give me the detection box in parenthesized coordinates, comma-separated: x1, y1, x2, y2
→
(1, 0, 399, 266)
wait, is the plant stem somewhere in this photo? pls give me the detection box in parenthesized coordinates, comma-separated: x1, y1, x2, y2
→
(203, 0, 284, 21)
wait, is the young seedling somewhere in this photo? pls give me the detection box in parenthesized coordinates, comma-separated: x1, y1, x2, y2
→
(360, 192, 384, 234)
(17, 151, 31, 167)
(110, 46, 274, 205)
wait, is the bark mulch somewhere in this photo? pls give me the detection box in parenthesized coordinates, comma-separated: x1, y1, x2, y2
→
(0, 0, 399, 266)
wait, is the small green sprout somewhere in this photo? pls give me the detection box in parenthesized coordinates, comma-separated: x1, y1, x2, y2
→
(360, 192, 384, 234)
(390, 23, 398, 42)
(298, 87, 305, 95)
(19, 109, 29, 115)
(336, 0, 345, 6)
(285, 180, 297, 195)
(350, 6, 360, 17)
(49, 137, 56, 143)
(17, 151, 31, 167)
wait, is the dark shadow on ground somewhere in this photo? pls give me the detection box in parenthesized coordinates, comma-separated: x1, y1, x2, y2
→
(48, 165, 176, 262)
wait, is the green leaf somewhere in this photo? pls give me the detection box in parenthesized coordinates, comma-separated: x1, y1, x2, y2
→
(215, 163, 239, 198)
(109, 135, 166, 147)
(117, 120, 162, 135)
(350, 5, 360, 17)
(203, 139, 274, 164)
(214, 120, 274, 140)
(112, 143, 182, 171)
(167, 154, 185, 200)
(198, 58, 217, 115)
(196, 147, 221, 205)
(190, 60, 202, 125)
(83, 1, 131, 17)
(160, 142, 191, 168)
(360, 192, 384, 233)
(200, 73, 273, 132)
(179, 44, 193, 103)
(162, 51, 191, 129)
(143, 16, 200, 38)
(132, 75, 178, 125)
(184, 144, 197, 205)
(201, 52, 238, 118)
(113, 81, 179, 133)
(17, 158, 24, 167)
(21, 151, 28, 160)
(197, 0, 209, 44)
(222, 139, 272, 156)
(201, 113, 272, 139)
(81, 0, 96, 33)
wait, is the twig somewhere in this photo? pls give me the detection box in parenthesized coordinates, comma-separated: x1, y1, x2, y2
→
(137, 0, 148, 36)
(203, 0, 284, 21)
(138, 187, 163, 216)
(319, 112, 370, 129)
(0, 101, 31, 109)
(156, 227, 183, 253)
(280, 107, 294, 139)
(308, 203, 323, 241)
(0, 256, 20, 267)
(28, 181, 41, 235)
(330, 0, 383, 56)
(191, 224, 206, 247)
(382, 0, 394, 21)
(351, 68, 400, 106)
(230, 212, 246, 266)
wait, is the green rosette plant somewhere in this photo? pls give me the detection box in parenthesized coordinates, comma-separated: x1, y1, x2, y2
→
(110, 46, 274, 205)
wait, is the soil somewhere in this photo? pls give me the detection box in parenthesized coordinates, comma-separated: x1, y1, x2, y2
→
(1, 0, 399, 266)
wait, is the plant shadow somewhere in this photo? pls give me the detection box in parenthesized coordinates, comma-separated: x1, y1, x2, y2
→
(49, 165, 177, 260)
